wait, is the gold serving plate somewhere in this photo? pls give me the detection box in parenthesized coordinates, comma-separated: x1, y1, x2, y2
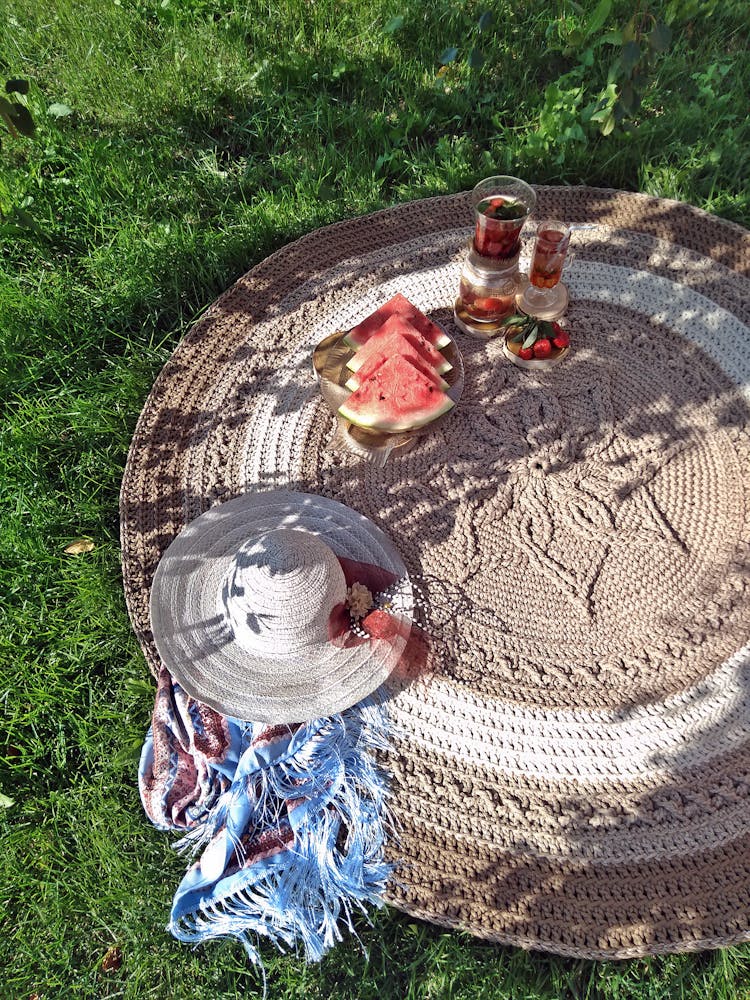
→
(312, 325, 464, 465)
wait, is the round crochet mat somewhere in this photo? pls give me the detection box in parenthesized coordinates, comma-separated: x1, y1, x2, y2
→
(120, 187, 750, 960)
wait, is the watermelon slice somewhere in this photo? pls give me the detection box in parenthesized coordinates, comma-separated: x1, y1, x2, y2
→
(338, 354, 454, 433)
(346, 315, 452, 376)
(344, 344, 450, 393)
(344, 292, 451, 351)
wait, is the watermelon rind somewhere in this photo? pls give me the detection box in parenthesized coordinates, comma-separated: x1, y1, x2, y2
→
(338, 355, 455, 433)
(343, 292, 451, 351)
(339, 392, 454, 433)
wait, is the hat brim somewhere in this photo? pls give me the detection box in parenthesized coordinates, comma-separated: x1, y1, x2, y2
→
(149, 490, 412, 722)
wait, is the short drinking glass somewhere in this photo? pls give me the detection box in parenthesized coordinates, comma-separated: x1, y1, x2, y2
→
(471, 175, 536, 260)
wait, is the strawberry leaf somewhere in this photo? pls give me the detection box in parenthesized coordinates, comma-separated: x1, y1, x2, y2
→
(522, 326, 539, 350)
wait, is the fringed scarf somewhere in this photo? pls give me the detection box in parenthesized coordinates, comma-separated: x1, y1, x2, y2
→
(138, 666, 393, 967)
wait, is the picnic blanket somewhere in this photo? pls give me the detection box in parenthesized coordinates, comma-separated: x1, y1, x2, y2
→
(122, 188, 750, 958)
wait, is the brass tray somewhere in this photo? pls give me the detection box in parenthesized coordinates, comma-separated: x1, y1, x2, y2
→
(312, 324, 464, 465)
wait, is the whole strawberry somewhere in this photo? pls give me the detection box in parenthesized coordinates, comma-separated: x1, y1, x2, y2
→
(519, 347, 534, 360)
(533, 338, 552, 359)
(551, 323, 570, 349)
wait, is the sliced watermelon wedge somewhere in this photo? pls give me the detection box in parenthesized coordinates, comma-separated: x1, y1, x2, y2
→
(346, 315, 452, 376)
(344, 344, 450, 393)
(338, 354, 454, 433)
(344, 292, 451, 351)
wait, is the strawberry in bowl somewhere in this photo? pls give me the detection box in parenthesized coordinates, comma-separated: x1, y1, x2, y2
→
(501, 315, 571, 369)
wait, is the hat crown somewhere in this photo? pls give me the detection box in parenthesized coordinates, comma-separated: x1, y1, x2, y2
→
(220, 528, 347, 657)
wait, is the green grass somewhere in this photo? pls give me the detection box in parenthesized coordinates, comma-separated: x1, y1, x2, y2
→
(1, 0, 749, 996)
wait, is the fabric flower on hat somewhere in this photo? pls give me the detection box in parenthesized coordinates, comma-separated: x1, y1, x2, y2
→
(346, 581, 374, 619)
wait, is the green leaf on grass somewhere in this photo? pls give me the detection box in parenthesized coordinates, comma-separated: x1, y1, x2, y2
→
(439, 47, 459, 65)
(48, 102, 72, 118)
(0, 793, 13, 809)
(565, 27, 584, 49)
(598, 108, 615, 134)
(585, 0, 612, 37)
(11, 208, 42, 234)
(622, 17, 637, 43)
(478, 11, 494, 31)
(618, 80, 636, 114)
(596, 28, 622, 46)
(384, 15, 404, 34)
(620, 40, 641, 73)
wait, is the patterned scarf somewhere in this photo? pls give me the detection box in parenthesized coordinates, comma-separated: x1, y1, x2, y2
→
(138, 665, 393, 967)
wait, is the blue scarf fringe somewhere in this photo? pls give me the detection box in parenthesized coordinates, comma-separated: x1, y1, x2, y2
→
(164, 697, 394, 966)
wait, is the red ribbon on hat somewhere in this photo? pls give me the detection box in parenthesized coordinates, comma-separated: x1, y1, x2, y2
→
(327, 557, 404, 649)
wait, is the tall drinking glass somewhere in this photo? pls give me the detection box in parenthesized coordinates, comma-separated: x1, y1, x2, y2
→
(518, 220, 571, 319)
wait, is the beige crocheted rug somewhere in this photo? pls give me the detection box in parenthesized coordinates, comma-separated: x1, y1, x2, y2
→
(120, 187, 750, 959)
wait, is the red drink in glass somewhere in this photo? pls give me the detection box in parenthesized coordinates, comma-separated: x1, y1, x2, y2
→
(474, 196, 527, 258)
(469, 176, 535, 261)
(530, 224, 570, 288)
(457, 175, 535, 329)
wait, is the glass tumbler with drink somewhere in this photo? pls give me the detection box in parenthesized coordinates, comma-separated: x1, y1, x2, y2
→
(472, 176, 535, 260)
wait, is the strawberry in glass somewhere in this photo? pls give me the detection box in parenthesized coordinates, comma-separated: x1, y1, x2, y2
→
(469, 176, 536, 261)
(458, 277, 516, 322)
(474, 196, 527, 258)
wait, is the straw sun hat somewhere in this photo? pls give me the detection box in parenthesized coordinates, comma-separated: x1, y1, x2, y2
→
(149, 490, 412, 723)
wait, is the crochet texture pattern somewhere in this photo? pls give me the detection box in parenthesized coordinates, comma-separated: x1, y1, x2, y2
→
(121, 187, 750, 960)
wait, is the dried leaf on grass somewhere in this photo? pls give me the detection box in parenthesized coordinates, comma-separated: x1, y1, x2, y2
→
(101, 945, 123, 973)
(63, 539, 95, 555)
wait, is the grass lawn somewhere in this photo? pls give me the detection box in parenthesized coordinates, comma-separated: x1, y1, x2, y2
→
(2, 0, 749, 996)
